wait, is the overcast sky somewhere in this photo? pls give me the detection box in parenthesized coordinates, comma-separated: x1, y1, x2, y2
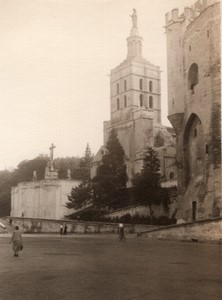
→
(0, 0, 195, 170)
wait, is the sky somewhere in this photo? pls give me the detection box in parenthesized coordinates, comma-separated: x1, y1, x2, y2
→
(0, 0, 195, 170)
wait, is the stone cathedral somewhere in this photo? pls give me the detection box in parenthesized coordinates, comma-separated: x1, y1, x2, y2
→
(91, 10, 177, 187)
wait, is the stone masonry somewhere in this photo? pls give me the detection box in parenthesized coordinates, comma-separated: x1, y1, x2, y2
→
(165, 0, 221, 221)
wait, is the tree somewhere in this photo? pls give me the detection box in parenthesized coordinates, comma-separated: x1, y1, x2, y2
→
(66, 181, 92, 210)
(93, 128, 128, 211)
(131, 147, 170, 221)
(54, 157, 81, 179)
(66, 129, 128, 217)
(14, 155, 48, 182)
(0, 170, 15, 217)
(79, 143, 94, 180)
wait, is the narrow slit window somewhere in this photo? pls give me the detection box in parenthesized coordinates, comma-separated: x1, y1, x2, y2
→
(124, 80, 127, 91)
(169, 172, 174, 179)
(194, 128, 197, 137)
(139, 79, 143, 90)
(149, 81, 153, 92)
(117, 98, 120, 110)
(124, 95, 127, 107)
(117, 83, 119, 94)
(149, 96, 153, 108)
(140, 94, 143, 107)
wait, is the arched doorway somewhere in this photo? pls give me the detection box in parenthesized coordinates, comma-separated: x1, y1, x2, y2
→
(183, 113, 205, 187)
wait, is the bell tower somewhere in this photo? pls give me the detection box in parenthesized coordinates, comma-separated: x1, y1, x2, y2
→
(103, 10, 168, 182)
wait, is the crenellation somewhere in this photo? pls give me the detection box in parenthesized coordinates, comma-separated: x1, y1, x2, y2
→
(165, 12, 170, 24)
(172, 8, 179, 21)
(165, 0, 219, 26)
(194, 0, 202, 10)
(184, 7, 193, 19)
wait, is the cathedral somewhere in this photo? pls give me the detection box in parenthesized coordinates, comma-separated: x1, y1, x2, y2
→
(165, 0, 221, 221)
(91, 10, 177, 188)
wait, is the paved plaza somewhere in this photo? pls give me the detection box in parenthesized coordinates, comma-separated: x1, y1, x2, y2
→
(0, 234, 221, 300)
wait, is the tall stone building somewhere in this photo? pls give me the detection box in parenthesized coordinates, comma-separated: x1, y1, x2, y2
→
(165, 0, 221, 221)
(92, 10, 177, 187)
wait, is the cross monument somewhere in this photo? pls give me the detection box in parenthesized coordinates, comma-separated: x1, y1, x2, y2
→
(49, 143, 56, 171)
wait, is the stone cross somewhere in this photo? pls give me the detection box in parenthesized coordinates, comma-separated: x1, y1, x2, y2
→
(49, 143, 56, 170)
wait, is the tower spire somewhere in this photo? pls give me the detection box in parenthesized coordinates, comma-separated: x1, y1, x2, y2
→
(127, 9, 143, 58)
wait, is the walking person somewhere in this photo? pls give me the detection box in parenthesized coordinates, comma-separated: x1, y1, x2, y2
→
(118, 223, 126, 241)
(10, 226, 23, 257)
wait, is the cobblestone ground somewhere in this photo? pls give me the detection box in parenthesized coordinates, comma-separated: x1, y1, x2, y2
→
(0, 234, 221, 300)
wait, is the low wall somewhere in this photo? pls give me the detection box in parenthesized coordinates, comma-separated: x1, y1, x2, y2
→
(139, 217, 222, 242)
(7, 217, 158, 234)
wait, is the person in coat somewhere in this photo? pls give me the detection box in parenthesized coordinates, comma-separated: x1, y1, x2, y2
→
(10, 226, 23, 257)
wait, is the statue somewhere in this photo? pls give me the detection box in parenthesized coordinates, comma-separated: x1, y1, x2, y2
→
(130, 9, 137, 28)
(67, 169, 71, 179)
(33, 170, 37, 181)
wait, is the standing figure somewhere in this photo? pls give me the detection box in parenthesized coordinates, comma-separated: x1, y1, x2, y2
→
(67, 169, 71, 179)
(10, 226, 23, 257)
(63, 224, 68, 235)
(118, 223, 126, 241)
(33, 170, 37, 181)
(60, 224, 63, 235)
(131, 9, 137, 28)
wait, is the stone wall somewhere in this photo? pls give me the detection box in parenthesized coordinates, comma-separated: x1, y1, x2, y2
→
(140, 217, 222, 242)
(165, 1, 221, 222)
(8, 217, 157, 234)
(105, 197, 178, 220)
(11, 179, 81, 220)
(106, 205, 167, 219)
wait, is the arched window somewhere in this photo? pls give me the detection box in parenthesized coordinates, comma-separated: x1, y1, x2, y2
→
(124, 80, 127, 91)
(169, 172, 174, 180)
(117, 98, 120, 110)
(116, 83, 119, 94)
(149, 96, 153, 108)
(139, 79, 143, 90)
(188, 63, 198, 94)
(140, 94, 143, 107)
(149, 81, 153, 92)
(124, 95, 127, 107)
